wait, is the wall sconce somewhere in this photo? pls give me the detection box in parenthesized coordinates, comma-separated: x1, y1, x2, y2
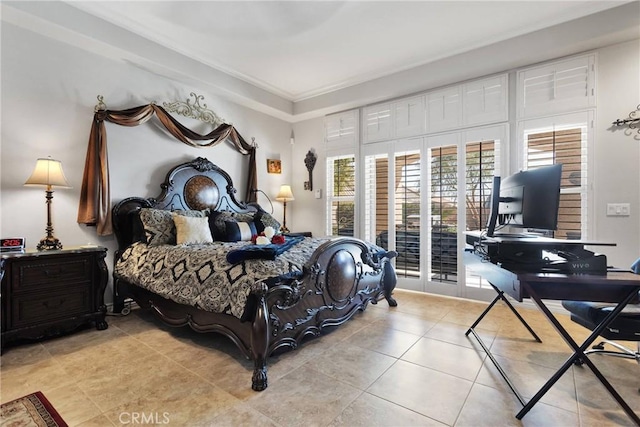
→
(24, 156, 71, 250)
(275, 185, 295, 233)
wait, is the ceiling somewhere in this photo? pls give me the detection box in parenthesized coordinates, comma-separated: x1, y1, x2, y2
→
(3, 1, 637, 121)
(66, 1, 630, 102)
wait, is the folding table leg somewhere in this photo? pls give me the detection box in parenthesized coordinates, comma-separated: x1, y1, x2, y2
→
(517, 286, 640, 425)
(466, 283, 541, 343)
(466, 283, 543, 406)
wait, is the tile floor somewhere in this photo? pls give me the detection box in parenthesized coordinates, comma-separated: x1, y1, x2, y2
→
(1, 289, 638, 426)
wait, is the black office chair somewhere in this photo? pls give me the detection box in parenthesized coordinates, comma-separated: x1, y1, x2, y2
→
(562, 257, 640, 363)
(561, 300, 639, 361)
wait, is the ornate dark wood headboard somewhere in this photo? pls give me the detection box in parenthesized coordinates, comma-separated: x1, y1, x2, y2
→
(112, 157, 258, 254)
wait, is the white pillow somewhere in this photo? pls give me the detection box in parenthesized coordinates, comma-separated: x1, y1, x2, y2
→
(172, 214, 213, 245)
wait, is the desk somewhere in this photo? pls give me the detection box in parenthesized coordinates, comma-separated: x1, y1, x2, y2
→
(464, 251, 640, 424)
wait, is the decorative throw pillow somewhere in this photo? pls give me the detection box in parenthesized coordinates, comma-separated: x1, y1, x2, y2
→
(209, 211, 257, 242)
(172, 214, 213, 245)
(226, 220, 257, 241)
(254, 210, 281, 234)
(139, 208, 175, 246)
(139, 208, 209, 246)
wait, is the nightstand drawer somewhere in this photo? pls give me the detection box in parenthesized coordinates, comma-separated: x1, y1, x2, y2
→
(11, 287, 92, 327)
(11, 256, 93, 291)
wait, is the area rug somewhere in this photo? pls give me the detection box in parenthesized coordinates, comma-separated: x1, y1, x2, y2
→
(0, 391, 67, 427)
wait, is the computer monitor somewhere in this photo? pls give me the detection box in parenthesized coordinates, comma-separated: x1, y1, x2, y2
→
(486, 164, 562, 237)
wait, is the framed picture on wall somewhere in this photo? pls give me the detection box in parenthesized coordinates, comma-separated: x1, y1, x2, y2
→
(267, 159, 281, 174)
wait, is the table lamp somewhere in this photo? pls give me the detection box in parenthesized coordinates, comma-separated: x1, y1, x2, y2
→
(24, 156, 71, 250)
(275, 185, 295, 233)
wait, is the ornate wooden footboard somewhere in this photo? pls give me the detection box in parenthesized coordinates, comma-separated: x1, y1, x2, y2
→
(111, 157, 397, 390)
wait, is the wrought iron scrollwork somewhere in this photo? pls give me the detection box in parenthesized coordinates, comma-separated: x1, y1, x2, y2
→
(612, 105, 640, 138)
(163, 92, 226, 127)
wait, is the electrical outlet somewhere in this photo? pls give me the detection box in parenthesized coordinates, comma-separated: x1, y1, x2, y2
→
(606, 203, 630, 216)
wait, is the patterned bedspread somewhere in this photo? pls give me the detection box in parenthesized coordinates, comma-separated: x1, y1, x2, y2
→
(114, 237, 329, 319)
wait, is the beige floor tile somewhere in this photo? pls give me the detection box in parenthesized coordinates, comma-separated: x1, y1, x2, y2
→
(307, 341, 396, 389)
(0, 358, 76, 403)
(247, 364, 361, 427)
(348, 322, 421, 358)
(0, 343, 51, 368)
(574, 354, 640, 425)
(371, 310, 438, 336)
(402, 337, 486, 381)
(203, 402, 279, 427)
(439, 303, 507, 331)
(1, 291, 635, 426)
(455, 382, 580, 427)
(475, 354, 579, 414)
(76, 413, 116, 427)
(102, 382, 243, 426)
(44, 383, 103, 426)
(329, 392, 446, 426)
(426, 320, 497, 351)
(367, 359, 473, 426)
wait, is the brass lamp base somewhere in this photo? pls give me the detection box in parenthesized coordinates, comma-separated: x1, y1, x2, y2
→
(280, 225, 290, 234)
(37, 235, 63, 251)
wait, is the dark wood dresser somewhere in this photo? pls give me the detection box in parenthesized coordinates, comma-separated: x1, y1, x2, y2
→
(1, 246, 108, 348)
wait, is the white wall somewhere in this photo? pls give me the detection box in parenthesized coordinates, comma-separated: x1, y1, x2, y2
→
(592, 39, 640, 267)
(290, 117, 327, 237)
(0, 22, 293, 304)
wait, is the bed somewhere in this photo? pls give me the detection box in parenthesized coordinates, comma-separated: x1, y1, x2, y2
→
(111, 157, 397, 391)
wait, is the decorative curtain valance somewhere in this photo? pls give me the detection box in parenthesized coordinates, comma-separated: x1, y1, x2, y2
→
(77, 101, 257, 236)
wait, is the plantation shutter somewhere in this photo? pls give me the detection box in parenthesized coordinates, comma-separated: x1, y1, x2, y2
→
(364, 152, 390, 245)
(465, 140, 499, 232)
(517, 54, 595, 119)
(363, 103, 393, 143)
(427, 87, 461, 133)
(394, 150, 421, 277)
(326, 155, 356, 236)
(325, 110, 358, 146)
(463, 75, 508, 126)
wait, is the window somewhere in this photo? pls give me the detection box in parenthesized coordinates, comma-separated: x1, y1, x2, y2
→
(430, 145, 457, 282)
(364, 153, 389, 245)
(394, 151, 421, 277)
(326, 155, 356, 236)
(465, 140, 498, 232)
(523, 122, 589, 239)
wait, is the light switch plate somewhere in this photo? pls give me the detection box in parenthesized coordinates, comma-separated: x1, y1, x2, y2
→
(315, 189, 322, 199)
(606, 203, 630, 216)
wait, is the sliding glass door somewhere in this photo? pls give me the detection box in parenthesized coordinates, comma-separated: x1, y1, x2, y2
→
(363, 125, 505, 299)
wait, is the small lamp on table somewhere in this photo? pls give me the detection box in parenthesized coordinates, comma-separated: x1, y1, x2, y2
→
(275, 185, 295, 234)
(24, 156, 71, 251)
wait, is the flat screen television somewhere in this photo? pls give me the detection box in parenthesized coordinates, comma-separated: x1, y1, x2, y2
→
(486, 164, 563, 237)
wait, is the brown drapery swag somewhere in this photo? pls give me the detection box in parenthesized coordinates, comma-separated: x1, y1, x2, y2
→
(77, 103, 257, 236)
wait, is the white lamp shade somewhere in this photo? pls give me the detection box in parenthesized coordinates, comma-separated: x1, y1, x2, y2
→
(25, 157, 71, 188)
(275, 185, 295, 202)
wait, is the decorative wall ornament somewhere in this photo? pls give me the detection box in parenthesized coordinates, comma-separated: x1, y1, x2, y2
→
(81, 96, 256, 235)
(163, 92, 226, 127)
(304, 149, 317, 191)
(94, 95, 107, 112)
(612, 104, 640, 138)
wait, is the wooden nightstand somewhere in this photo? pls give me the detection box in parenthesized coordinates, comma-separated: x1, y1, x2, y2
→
(1, 246, 108, 349)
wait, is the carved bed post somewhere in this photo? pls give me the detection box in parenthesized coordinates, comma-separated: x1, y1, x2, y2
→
(250, 282, 270, 391)
(381, 250, 398, 307)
